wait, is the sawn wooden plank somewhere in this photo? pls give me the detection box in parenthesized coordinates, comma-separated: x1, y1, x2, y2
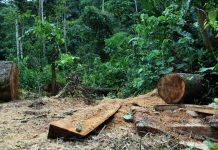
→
(48, 102, 121, 139)
(171, 124, 218, 142)
(154, 104, 218, 115)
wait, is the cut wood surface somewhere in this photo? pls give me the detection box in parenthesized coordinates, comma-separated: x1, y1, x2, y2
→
(0, 61, 18, 101)
(48, 102, 121, 139)
(131, 106, 164, 134)
(154, 104, 185, 111)
(206, 116, 218, 128)
(171, 124, 218, 142)
(185, 105, 218, 115)
(154, 104, 218, 115)
(157, 73, 204, 104)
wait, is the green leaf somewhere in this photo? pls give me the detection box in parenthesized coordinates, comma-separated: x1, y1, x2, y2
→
(198, 67, 214, 73)
(156, 60, 163, 66)
(138, 68, 144, 74)
(208, 11, 217, 22)
(167, 57, 175, 63)
(160, 67, 173, 75)
(214, 98, 218, 104)
(214, 63, 218, 71)
(203, 140, 218, 150)
(176, 63, 186, 69)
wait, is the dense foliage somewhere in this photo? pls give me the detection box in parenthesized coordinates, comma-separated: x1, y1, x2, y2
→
(0, 0, 217, 97)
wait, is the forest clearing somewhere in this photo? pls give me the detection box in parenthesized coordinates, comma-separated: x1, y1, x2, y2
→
(0, 90, 217, 150)
(0, 0, 218, 149)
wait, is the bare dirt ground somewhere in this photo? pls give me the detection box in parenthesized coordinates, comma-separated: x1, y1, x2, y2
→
(0, 91, 206, 150)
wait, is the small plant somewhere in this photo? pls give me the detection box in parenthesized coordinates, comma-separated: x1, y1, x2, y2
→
(209, 98, 218, 108)
(203, 140, 218, 150)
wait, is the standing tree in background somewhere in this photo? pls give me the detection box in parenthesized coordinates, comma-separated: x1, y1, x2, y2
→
(15, 19, 20, 63)
(26, 17, 64, 95)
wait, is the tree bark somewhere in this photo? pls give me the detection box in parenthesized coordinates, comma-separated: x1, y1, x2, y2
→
(15, 19, 20, 63)
(157, 73, 204, 104)
(102, 0, 105, 12)
(39, 0, 46, 58)
(51, 53, 57, 96)
(196, 8, 214, 51)
(0, 61, 18, 101)
(63, 11, 68, 53)
(51, 62, 56, 96)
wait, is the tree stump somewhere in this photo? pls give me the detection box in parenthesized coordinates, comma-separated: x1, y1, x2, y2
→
(157, 73, 204, 104)
(0, 61, 18, 101)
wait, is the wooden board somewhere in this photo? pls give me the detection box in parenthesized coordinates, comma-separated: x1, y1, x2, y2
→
(185, 105, 218, 115)
(154, 104, 218, 115)
(154, 104, 185, 111)
(48, 102, 121, 139)
(171, 124, 218, 142)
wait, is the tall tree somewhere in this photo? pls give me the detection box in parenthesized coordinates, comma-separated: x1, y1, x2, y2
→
(15, 19, 20, 63)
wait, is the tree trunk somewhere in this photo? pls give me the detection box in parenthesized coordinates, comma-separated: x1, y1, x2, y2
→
(157, 73, 204, 104)
(102, 0, 105, 12)
(39, 0, 46, 58)
(134, 0, 138, 13)
(63, 12, 68, 53)
(51, 52, 57, 96)
(0, 61, 18, 101)
(196, 8, 214, 51)
(15, 19, 20, 63)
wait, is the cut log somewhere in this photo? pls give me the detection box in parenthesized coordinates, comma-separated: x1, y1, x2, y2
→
(157, 73, 204, 104)
(171, 124, 218, 142)
(0, 61, 18, 101)
(48, 102, 121, 139)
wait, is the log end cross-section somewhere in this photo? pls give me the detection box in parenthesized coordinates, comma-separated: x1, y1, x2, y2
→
(158, 73, 203, 104)
(0, 61, 18, 101)
(158, 73, 185, 104)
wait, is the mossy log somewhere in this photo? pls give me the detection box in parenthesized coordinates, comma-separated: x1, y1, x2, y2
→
(157, 73, 204, 104)
(0, 61, 18, 101)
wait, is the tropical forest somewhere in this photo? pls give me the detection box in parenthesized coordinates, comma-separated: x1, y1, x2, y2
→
(0, 0, 217, 149)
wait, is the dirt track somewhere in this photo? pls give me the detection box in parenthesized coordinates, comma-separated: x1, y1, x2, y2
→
(0, 91, 205, 149)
